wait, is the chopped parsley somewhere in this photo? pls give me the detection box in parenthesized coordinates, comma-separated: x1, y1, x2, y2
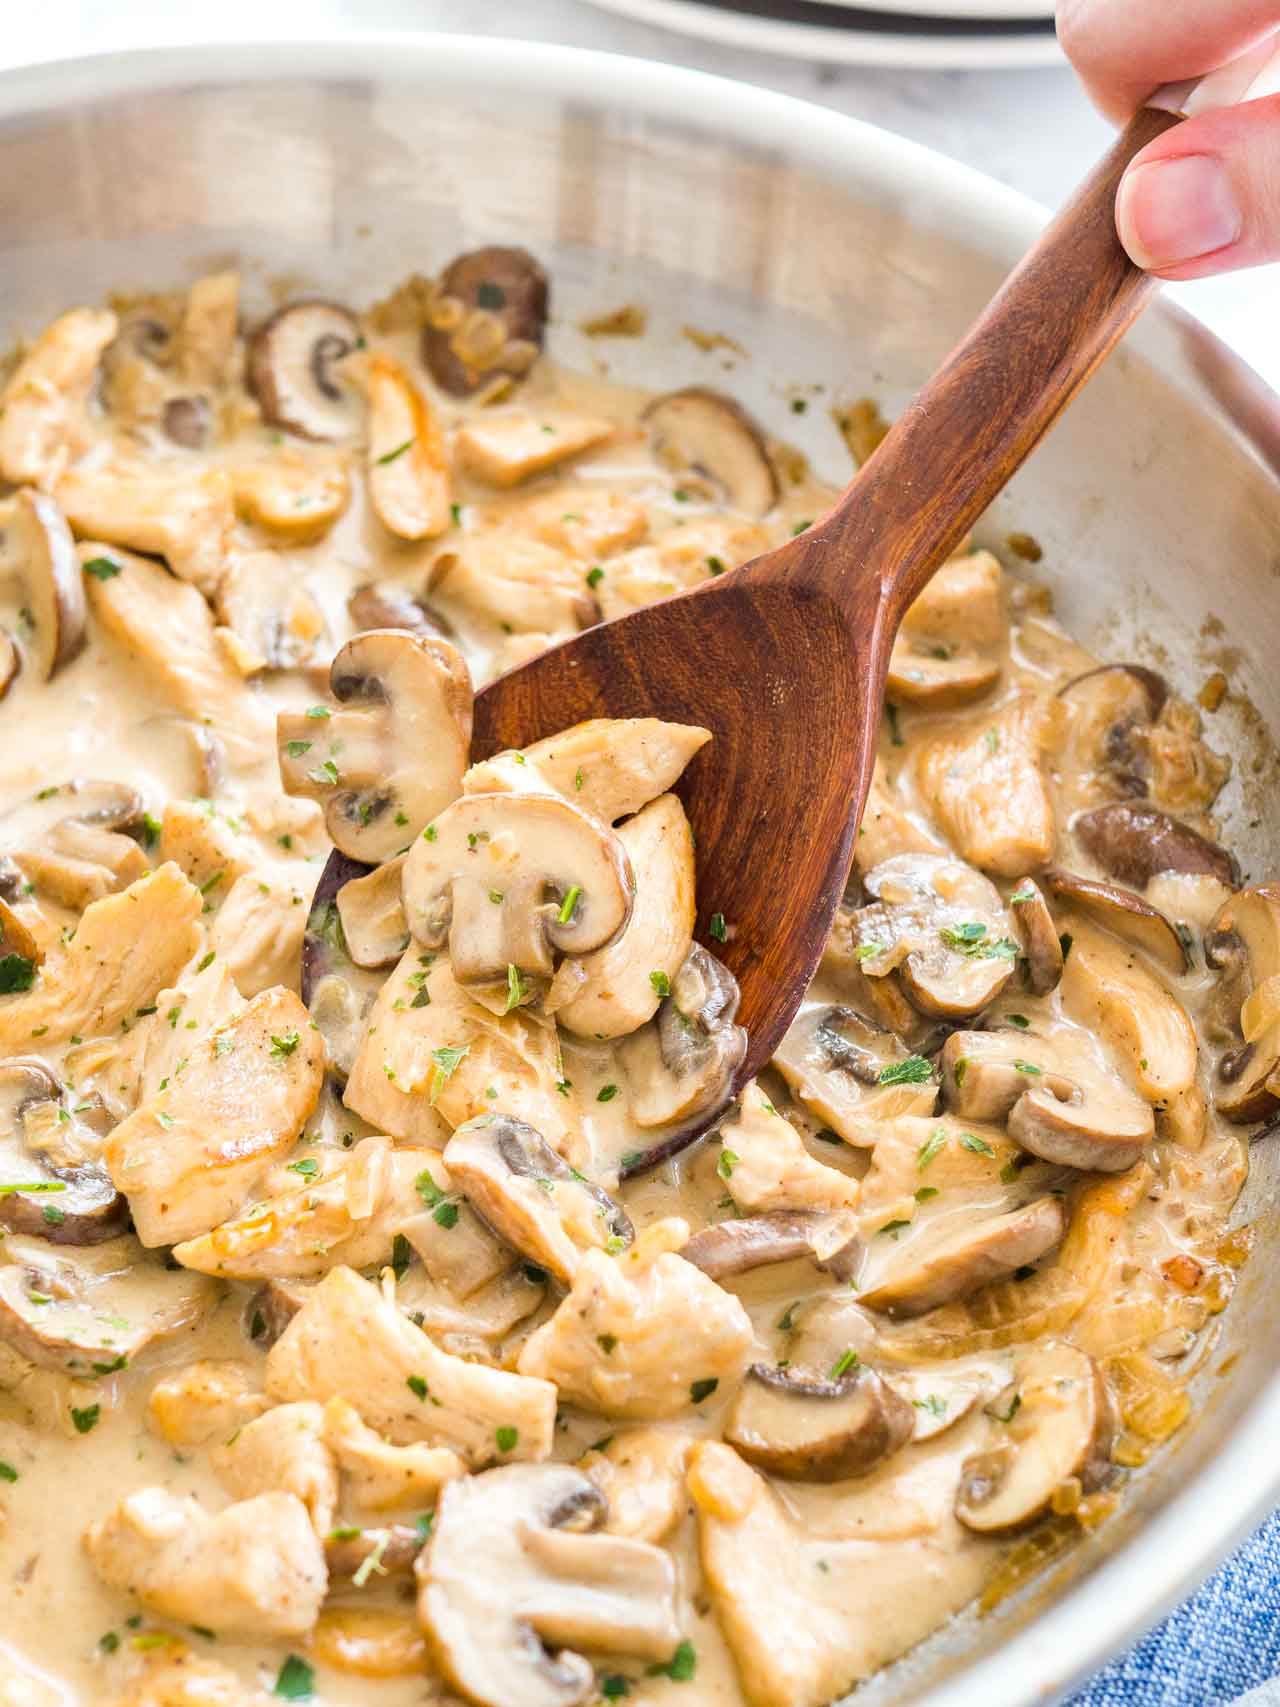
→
(939, 921, 1018, 960)
(1006, 1013, 1030, 1029)
(830, 1348, 860, 1379)
(878, 1219, 910, 1239)
(708, 912, 727, 943)
(0, 954, 36, 994)
(585, 567, 604, 590)
(70, 1404, 100, 1435)
(273, 1656, 315, 1700)
(83, 556, 122, 581)
(1013, 1059, 1042, 1075)
(0, 1461, 17, 1482)
(407, 1375, 429, 1401)
(505, 963, 528, 1012)
(649, 1640, 697, 1683)
(716, 1148, 738, 1180)
(429, 1043, 469, 1104)
(880, 1055, 933, 1087)
(305, 704, 331, 720)
(597, 1083, 620, 1103)
(376, 436, 415, 465)
(1009, 886, 1037, 905)
(270, 1030, 301, 1059)
(601, 1678, 632, 1700)
(558, 885, 582, 926)
(649, 969, 671, 998)
(917, 1126, 948, 1169)
(284, 739, 312, 758)
(307, 759, 339, 786)
(496, 1425, 519, 1452)
(285, 1156, 320, 1179)
(960, 1132, 996, 1156)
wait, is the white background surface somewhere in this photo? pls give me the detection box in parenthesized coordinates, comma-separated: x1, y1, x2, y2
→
(2, 0, 1276, 387)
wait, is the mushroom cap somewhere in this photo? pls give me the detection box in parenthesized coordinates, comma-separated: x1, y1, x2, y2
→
(0, 1057, 127, 1244)
(858, 1195, 1067, 1319)
(642, 388, 778, 519)
(1056, 664, 1168, 801)
(349, 579, 454, 640)
(403, 791, 634, 985)
(301, 853, 385, 1083)
(335, 857, 410, 970)
(1042, 867, 1189, 975)
(247, 300, 362, 440)
(618, 945, 747, 1146)
(724, 1362, 915, 1482)
(955, 1342, 1114, 1533)
(422, 247, 549, 398)
(1074, 803, 1238, 892)
(680, 1208, 858, 1282)
(0, 488, 86, 681)
(773, 1003, 938, 1144)
(1208, 885, 1280, 1121)
(1007, 877, 1065, 994)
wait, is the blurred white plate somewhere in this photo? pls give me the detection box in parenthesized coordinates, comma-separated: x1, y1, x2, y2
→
(581, 0, 1061, 68)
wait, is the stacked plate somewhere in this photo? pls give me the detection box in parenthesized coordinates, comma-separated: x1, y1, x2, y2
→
(583, 0, 1059, 69)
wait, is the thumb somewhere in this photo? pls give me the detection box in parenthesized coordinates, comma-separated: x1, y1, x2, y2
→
(1116, 94, 1280, 280)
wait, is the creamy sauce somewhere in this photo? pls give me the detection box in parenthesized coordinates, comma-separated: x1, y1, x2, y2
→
(0, 266, 1254, 1707)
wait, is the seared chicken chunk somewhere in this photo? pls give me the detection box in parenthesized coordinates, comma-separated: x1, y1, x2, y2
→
(323, 1396, 466, 1512)
(0, 307, 116, 486)
(212, 1400, 338, 1536)
(146, 1360, 269, 1449)
(914, 693, 1057, 876)
(721, 1081, 859, 1215)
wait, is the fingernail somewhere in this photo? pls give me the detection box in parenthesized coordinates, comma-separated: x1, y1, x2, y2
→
(1117, 154, 1242, 269)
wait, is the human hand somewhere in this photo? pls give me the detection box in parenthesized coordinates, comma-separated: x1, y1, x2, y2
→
(1058, 0, 1280, 279)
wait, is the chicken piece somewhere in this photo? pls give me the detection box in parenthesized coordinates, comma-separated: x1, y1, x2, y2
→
(345, 952, 570, 1155)
(597, 518, 767, 621)
(428, 535, 591, 635)
(60, 464, 234, 595)
(157, 800, 255, 897)
(1146, 698, 1231, 822)
(324, 1396, 466, 1512)
(580, 1428, 695, 1544)
(0, 307, 117, 486)
(914, 693, 1057, 876)
(853, 768, 944, 876)
(522, 484, 648, 560)
(175, 269, 239, 391)
(173, 1139, 434, 1280)
(146, 1359, 269, 1448)
(107, 1649, 273, 1707)
(902, 550, 1006, 652)
(230, 452, 349, 542)
(266, 1265, 557, 1464)
(84, 1488, 326, 1639)
(365, 353, 451, 540)
(105, 986, 325, 1247)
(210, 872, 307, 997)
(83, 545, 271, 766)
(0, 864, 202, 1054)
(518, 1219, 753, 1419)
(855, 1114, 1022, 1239)
(127, 958, 246, 1107)
(212, 1401, 338, 1536)
(454, 412, 613, 487)
(721, 1081, 859, 1216)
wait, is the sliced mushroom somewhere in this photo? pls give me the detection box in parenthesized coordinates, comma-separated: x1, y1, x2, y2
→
(349, 579, 454, 639)
(215, 549, 326, 674)
(1055, 664, 1168, 806)
(278, 630, 473, 862)
(618, 945, 747, 1141)
(0, 1058, 127, 1243)
(681, 1209, 859, 1282)
(955, 1342, 1113, 1533)
(247, 300, 362, 440)
(454, 414, 614, 490)
(402, 792, 633, 985)
(443, 1114, 632, 1284)
(163, 394, 210, 449)
(941, 1026, 1153, 1172)
(0, 489, 86, 679)
(245, 1277, 312, 1349)
(366, 353, 451, 539)
(1073, 803, 1239, 892)
(0, 779, 146, 912)
(888, 1359, 1010, 1443)
(335, 857, 409, 969)
(1206, 885, 1280, 1121)
(853, 853, 1019, 1019)
(418, 1462, 679, 1707)
(422, 247, 549, 398)
(772, 1004, 937, 1145)
(327, 1523, 424, 1582)
(1042, 867, 1188, 974)
(858, 1196, 1066, 1319)
(887, 648, 1000, 708)
(643, 389, 778, 518)
(0, 898, 41, 968)
(724, 1362, 914, 1482)
(0, 630, 17, 700)
(1008, 877, 1064, 993)
(301, 854, 386, 1082)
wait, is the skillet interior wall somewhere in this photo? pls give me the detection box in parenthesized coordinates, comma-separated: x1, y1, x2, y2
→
(0, 48, 1278, 1701)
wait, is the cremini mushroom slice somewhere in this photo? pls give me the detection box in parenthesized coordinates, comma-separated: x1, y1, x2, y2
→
(247, 300, 363, 440)
(618, 944, 747, 1134)
(84, 1487, 326, 1638)
(772, 1004, 938, 1144)
(417, 1462, 680, 1707)
(1207, 885, 1280, 1122)
(888, 552, 1006, 708)
(578, 1428, 694, 1544)
(463, 716, 711, 825)
(716, 1081, 859, 1216)
(1053, 664, 1168, 810)
(1073, 802, 1239, 892)
(455, 413, 614, 489)
(230, 450, 349, 542)
(1042, 867, 1189, 975)
(349, 578, 455, 640)
(0, 489, 86, 679)
(278, 629, 472, 862)
(0, 306, 117, 485)
(680, 1208, 859, 1282)
(940, 1025, 1153, 1171)
(954, 1342, 1114, 1533)
(423, 246, 549, 397)
(643, 388, 778, 518)
(443, 1114, 632, 1284)
(266, 1264, 557, 1461)
(58, 463, 234, 596)
(326, 1522, 424, 1583)
(914, 693, 1056, 877)
(104, 985, 325, 1248)
(335, 856, 410, 969)
(402, 791, 633, 987)
(300, 851, 386, 1084)
(366, 353, 452, 540)
(852, 853, 1020, 1019)
(857, 1196, 1066, 1319)
(0, 778, 147, 911)
(0, 1058, 127, 1243)
(0, 1234, 215, 1375)
(428, 536, 596, 635)
(552, 794, 695, 1039)
(0, 864, 202, 1055)
(1007, 876, 1064, 993)
(724, 1362, 914, 1482)
(312, 1606, 430, 1680)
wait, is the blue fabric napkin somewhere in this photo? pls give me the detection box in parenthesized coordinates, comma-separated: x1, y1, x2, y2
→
(1066, 1507, 1280, 1706)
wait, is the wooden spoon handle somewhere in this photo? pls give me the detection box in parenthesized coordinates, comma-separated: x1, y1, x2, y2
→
(802, 106, 1182, 624)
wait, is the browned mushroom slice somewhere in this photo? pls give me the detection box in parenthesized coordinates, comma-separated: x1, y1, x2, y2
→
(643, 388, 778, 518)
(335, 857, 409, 970)
(326, 1523, 424, 1583)
(1041, 867, 1188, 974)
(724, 1362, 914, 1482)
(887, 647, 1000, 708)
(681, 1209, 859, 1282)
(422, 247, 549, 397)
(1055, 664, 1168, 805)
(247, 300, 362, 440)
(348, 580, 454, 639)
(278, 630, 473, 862)
(1, 779, 147, 911)
(443, 1114, 632, 1284)
(245, 1277, 313, 1349)
(1207, 885, 1280, 1122)
(858, 1195, 1066, 1319)
(618, 945, 747, 1146)
(955, 1342, 1114, 1533)
(1008, 877, 1064, 993)
(1074, 803, 1238, 891)
(0, 1058, 127, 1244)
(163, 395, 210, 449)
(0, 898, 41, 969)
(772, 1005, 937, 1144)
(301, 854, 384, 1083)
(0, 489, 86, 680)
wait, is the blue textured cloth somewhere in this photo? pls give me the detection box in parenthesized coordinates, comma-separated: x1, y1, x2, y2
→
(1066, 1507, 1280, 1706)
